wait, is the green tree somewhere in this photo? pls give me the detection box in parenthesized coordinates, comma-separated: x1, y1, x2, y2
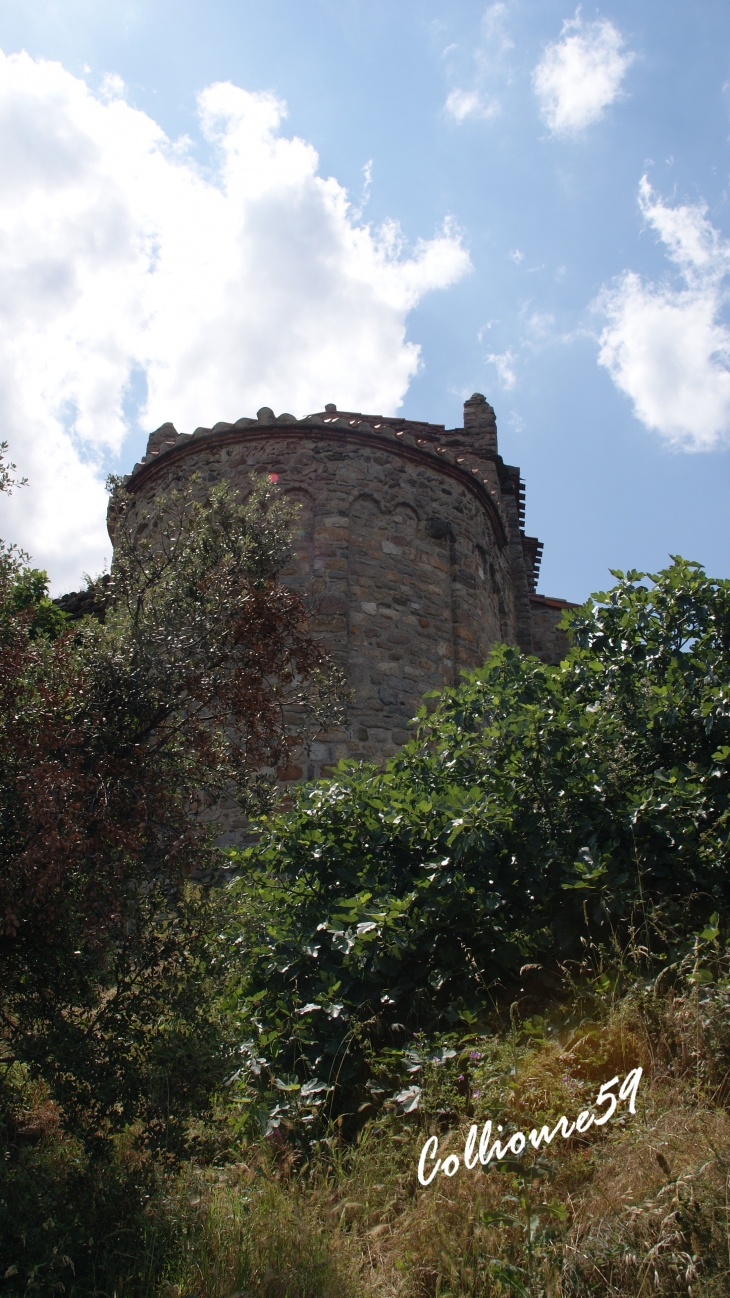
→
(0, 466, 343, 1148)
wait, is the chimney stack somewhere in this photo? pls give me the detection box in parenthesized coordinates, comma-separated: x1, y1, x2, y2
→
(463, 393, 498, 454)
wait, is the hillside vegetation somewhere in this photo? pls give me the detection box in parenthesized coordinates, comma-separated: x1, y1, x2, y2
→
(2, 444, 730, 1297)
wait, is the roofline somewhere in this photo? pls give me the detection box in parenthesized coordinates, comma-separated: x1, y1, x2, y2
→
(122, 416, 510, 548)
(529, 593, 580, 609)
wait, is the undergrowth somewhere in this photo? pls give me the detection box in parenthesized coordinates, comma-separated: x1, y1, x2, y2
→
(5, 954, 730, 1298)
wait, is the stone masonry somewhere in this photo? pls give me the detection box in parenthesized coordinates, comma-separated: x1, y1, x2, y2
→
(109, 394, 575, 792)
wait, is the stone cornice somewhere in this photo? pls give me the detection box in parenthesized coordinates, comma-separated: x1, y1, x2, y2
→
(123, 417, 509, 548)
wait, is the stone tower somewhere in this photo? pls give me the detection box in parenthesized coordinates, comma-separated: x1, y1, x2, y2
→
(109, 394, 572, 787)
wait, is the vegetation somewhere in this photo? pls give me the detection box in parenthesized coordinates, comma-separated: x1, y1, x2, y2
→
(222, 558, 730, 1133)
(6, 968, 730, 1297)
(2, 433, 730, 1296)
(0, 457, 342, 1291)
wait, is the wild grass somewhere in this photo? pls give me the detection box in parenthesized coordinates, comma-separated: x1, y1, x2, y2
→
(158, 1078, 730, 1298)
(5, 968, 730, 1297)
(157, 970, 730, 1298)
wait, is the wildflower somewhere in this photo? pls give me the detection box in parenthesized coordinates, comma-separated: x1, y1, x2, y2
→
(469, 1050, 482, 1061)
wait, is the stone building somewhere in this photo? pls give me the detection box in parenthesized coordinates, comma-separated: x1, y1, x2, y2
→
(109, 393, 574, 781)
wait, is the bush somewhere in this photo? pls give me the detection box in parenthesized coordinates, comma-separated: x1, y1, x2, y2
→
(221, 559, 730, 1126)
(1, 469, 345, 1131)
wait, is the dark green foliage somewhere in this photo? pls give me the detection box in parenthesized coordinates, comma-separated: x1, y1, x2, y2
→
(4, 456, 730, 1297)
(0, 557, 69, 638)
(223, 559, 730, 1124)
(0, 467, 344, 1291)
(0, 1081, 167, 1298)
(3, 884, 228, 1151)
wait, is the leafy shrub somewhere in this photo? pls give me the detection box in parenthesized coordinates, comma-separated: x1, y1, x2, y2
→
(222, 559, 730, 1126)
(0, 466, 345, 1289)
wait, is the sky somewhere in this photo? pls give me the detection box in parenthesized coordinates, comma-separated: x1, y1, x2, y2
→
(0, 1, 729, 602)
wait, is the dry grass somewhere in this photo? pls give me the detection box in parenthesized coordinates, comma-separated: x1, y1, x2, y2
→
(6, 981, 730, 1296)
(163, 988, 730, 1298)
(565, 1091, 730, 1296)
(157, 1163, 365, 1298)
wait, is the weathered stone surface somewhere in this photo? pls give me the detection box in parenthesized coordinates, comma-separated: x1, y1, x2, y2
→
(529, 594, 578, 665)
(53, 573, 112, 623)
(110, 396, 568, 782)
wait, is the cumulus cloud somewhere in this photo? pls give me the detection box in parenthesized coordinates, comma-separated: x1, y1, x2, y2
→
(0, 51, 470, 591)
(533, 11, 634, 136)
(595, 177, 730, 451)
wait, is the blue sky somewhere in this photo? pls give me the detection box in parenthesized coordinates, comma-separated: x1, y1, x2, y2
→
(0, 0, 729, 601)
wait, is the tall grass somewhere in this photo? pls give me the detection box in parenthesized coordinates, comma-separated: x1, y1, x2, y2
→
(5, 964, 730, 1296)
(159, 965, 730, 1298)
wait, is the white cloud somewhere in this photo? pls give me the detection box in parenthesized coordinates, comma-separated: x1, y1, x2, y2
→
(443, 3, 512, 125)
(524, 311, 556, 340)
(533, 11, 634, 136)
(482, 3, 511, 40)
(445, 88, 499, 123)
(99, 71, 125, 101)
(596, 177, 730, 451)
(0, 51, 471, 591)
(486, 348, 516, 389)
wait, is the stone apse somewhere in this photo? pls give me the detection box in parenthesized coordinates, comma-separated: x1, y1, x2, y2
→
(110, 393, 573, 789)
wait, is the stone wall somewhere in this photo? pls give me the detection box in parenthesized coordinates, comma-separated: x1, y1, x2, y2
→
(529, 594, 578, 666)
(111, 394, 568, 784)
